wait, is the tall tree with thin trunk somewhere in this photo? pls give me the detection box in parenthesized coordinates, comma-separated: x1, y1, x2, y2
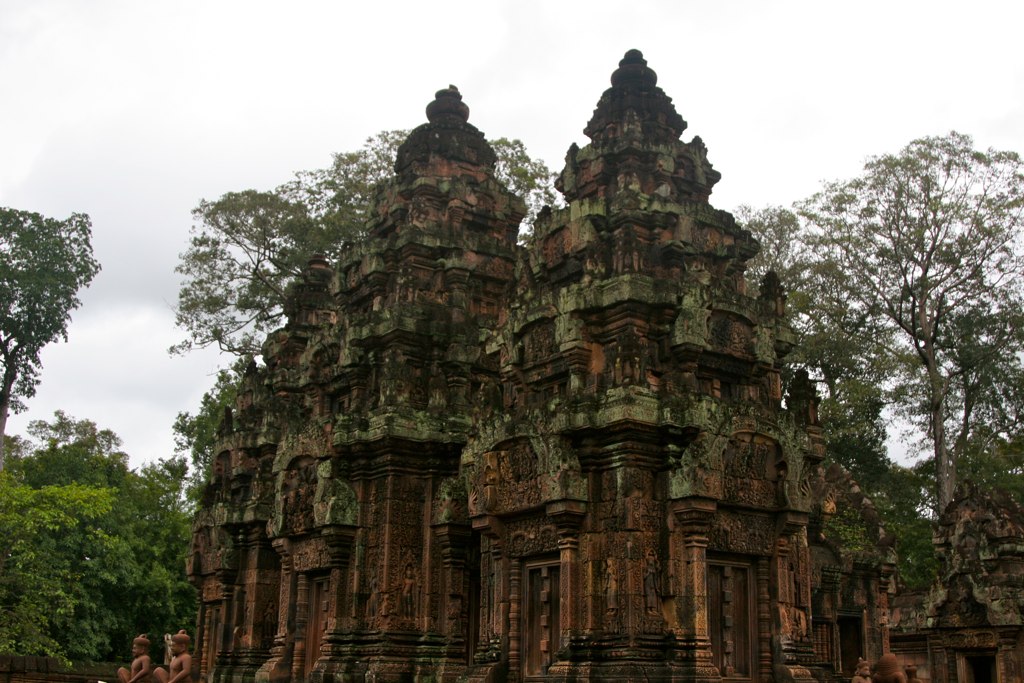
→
(799, 132, 1024, 512)
(0, 208, 101, 470)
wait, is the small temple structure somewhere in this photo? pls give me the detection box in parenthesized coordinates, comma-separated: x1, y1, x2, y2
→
(890, 483, 1024, 683)
(187, 51, 897, 682)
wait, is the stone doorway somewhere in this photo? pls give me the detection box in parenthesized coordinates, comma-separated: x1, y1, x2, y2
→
(837, 614, 864, 676)
(303, 575, 329, 676)
(958, 652, 998, 683)
(708, 559, 757, 681)
(522, 559, 561, 680)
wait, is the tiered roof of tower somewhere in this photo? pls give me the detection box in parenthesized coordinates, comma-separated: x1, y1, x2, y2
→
(187, 51, 846, 683)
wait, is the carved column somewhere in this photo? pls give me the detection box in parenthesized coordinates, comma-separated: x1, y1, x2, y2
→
(998, 629, 1019, 683)
(758, 557, 773, 678)
(508, 557, 522, 678)
(472, 516, 506, 664)
(774, 512, 815, 682)
(671, 497, 718, 682)
(256, 538, 293, 683)
(547, 499, 587, 648)
(216, 584, 235, 672)
(195, 598, 210, 678)
(877, 560, 896, 656)
(321, 524, 357, 658)
(820, 566, 842, 669)
(434, 522, 473, 640)
(290, 573, 311, 681)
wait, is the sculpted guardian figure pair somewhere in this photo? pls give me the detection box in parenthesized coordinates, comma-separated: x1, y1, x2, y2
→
(851, 653, 914, 683)
(116, 631, 192, 683)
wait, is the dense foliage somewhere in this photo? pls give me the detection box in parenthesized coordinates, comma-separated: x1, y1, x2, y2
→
(800, 132, 1024, 512)
(740, 132, 1024, 588)
(0, 413, 196, 663)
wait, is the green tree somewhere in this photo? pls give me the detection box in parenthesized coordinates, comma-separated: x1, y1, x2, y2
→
(173, 131, 557, 357)
(0, 208, 101, 470)
(173, 365, 240, 503)
(736, 204, 807, 290)
(0, 473, 113, 662)
(3, 413, 196, 662)
(799, 132, 1024, 512)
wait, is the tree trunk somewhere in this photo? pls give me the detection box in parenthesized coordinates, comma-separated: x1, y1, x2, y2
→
(0, 363, 16, 471)
(0, 393, 8, 472)
(932, 396, 956, 513)
(923, 352, 955, 512)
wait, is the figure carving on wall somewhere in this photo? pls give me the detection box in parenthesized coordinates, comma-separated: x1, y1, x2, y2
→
(482, 452, 499, 511)
(644, 551, 661, 613)
(402, 563, 416, 618)
(775, 458, 791, 508)
(428, 364, 447, 410)
(605, 558, 619, 613)
(260, 601, 277, 650)
(366, 577, 379, 622)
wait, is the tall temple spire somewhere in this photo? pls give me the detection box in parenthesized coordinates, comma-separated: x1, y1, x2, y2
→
(583, 49, 687, 145)
(394, 84, 496, 176)
(559, 50, 720, 204)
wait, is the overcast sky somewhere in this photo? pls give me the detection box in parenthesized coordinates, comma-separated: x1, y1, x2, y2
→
(2, 0, 1022, 468)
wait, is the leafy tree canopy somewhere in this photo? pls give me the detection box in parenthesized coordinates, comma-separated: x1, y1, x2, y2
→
(741, 132, 1024, 587)
(0, 208, 101, 469)
(798, 132, 1024, 512)
(0, 471, 113, 661)
(1, 413, 195, 663)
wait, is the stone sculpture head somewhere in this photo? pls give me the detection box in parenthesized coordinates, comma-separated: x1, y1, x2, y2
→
(131, 634, 150, 657)
(170, 630, 191, 656)
(850, 657, 871, 682)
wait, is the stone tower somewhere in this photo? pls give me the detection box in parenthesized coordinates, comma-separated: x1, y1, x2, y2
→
(188, 51, 881, 683)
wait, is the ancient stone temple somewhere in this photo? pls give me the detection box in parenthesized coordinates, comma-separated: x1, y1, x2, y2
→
(890, 483, 1024, 683)
(188, 50, 890, 682)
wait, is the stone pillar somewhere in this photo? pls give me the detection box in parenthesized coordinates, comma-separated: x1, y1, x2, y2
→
(821, 566, 842, 668)
(671, 497, 719, 682)
(757, 557, 773, 678)
(471, 516, 506, 665)
(216, 585, 234, 670)
(998, 629, 1020, 683)
(320, 524, 357, 659)
(195, 599, 209, 678)
(508, 557, 522, 678)
(326, 526, 357, 632)
(547, 499, 587, 648)
(434, 522, 472, 639)
(256, 538, 293, 683)
(773, 513, 815, 683)
(877, 560, 896, 656)
(290, 573, 310, 682)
